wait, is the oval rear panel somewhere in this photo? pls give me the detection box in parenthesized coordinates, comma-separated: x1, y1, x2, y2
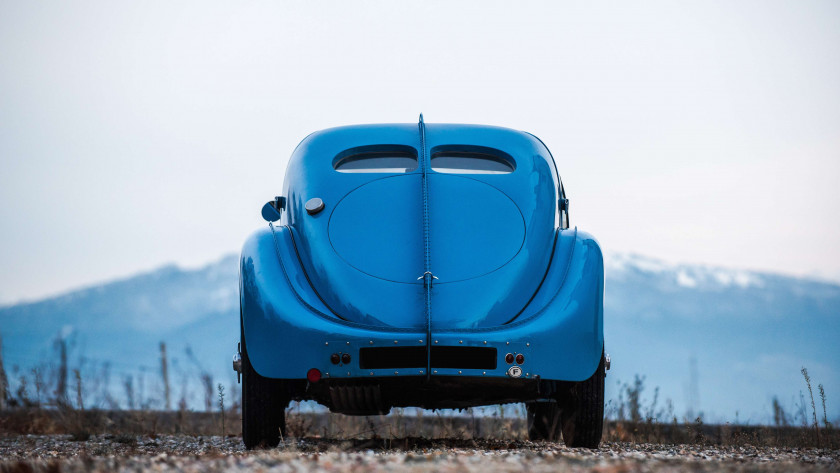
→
(429, 174, 525, 282)
(328, 175, 423, 283)
(329, 173, 524, 284)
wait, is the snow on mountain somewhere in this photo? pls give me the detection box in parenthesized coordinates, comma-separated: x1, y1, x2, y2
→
(602, 252, 840, 423)
(606, 252, 766, 289)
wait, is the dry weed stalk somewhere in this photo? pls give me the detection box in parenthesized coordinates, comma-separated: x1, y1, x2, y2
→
(801, 367, 821, 446)
(818, 384, 830, 429)
(160, 342, 171, 410)
(217, 383, 225, 437)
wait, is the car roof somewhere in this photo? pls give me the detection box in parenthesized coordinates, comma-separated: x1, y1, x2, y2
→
(290, 122, 559, 181)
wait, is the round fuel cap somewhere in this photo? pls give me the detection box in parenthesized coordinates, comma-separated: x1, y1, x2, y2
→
(305, 198, 325, 215)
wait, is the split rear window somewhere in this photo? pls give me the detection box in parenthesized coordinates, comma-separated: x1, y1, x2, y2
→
(431, 146, 515, 174)
(333, 145, 515, 174)
(334, 145, 418, 173)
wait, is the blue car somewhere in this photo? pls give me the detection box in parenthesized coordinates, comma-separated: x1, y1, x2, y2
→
(236, 117, 607, 448)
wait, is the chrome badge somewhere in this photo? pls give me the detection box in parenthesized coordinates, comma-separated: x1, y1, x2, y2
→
(506, 366, 523, 378)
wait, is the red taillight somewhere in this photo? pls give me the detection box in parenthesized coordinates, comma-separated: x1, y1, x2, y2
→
(330, 353, 340, 365)
(515, 354, 525, 364)
(341, 353, 351, 364)
(505, 353, 514, 364)
(307, 368, 322, 383)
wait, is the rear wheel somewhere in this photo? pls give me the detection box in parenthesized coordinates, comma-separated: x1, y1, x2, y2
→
(526, 401, 561, 441)
(559, 354, 605, 448)
(241, 327, 288, 449)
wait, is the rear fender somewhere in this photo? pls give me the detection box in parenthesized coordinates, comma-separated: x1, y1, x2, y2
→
(432, 228, 605, 381)
(240, 226, 425, 378)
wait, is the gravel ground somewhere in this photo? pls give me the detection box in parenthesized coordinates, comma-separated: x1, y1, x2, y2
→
(1, 435, 838, 472)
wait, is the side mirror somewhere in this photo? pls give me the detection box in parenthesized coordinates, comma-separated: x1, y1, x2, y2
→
(261, 196, 286, 222)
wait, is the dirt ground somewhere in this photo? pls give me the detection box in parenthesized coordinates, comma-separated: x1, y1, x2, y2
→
(1, 435, 838, 472)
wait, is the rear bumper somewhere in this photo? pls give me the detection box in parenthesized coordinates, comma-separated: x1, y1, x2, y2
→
(240, 226, 604, 383)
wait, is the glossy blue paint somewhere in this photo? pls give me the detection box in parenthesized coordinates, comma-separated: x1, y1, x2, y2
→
(240, 123, 604, 383)
(328, 175, 423, 283)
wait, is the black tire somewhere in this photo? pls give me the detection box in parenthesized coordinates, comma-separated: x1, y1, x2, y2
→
(526, 401, 561, 441)
(241, 322, 287, 449)
(559, 354, 605, 449)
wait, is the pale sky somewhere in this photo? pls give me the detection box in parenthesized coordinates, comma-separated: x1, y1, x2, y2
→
(1, 0, 839, 303)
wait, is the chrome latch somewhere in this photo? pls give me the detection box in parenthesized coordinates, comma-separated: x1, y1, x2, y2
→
(417, 271, 439, 287)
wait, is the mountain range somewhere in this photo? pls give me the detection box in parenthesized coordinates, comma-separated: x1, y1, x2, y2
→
(1, 252, 838, 423)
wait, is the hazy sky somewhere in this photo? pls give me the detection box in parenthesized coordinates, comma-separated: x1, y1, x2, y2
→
(1, 0, 839, 303)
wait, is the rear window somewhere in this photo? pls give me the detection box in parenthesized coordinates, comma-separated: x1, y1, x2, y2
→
(334, 145, 418, 173)
(430, 146, 515, 174)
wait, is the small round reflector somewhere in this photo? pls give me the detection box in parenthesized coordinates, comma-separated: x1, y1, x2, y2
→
(505, 353, 514, 364)
(307, 368, 322, 383)
(515, 354, 525, 364)
(341, 353, 351, 364)
(330, 353, 340, 365)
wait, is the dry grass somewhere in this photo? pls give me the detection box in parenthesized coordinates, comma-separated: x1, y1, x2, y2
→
(1, 407, 837, 450)
(1, 335, 835, 450)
